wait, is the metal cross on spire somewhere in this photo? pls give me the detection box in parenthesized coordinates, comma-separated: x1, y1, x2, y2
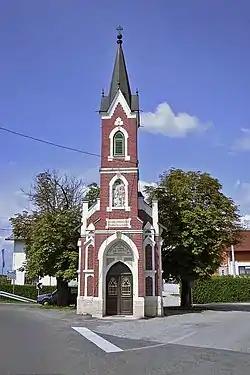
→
(116, 25, 123, 35)
(116, 25, 123, 44)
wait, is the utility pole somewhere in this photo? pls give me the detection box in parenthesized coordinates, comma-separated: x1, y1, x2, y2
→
(1, 248, 5, 275)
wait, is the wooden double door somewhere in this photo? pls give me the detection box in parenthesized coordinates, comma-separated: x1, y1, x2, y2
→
(106, 262, 133, 316)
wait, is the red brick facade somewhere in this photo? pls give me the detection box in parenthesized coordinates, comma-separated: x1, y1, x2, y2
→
(87, 276, 94, 296)
(76, 31, 163, 317)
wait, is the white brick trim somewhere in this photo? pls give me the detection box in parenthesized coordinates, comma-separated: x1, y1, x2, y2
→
(97, 233, 139, 315)
(107, 173, 130, 212)
(101, 90, 137, 120)
(108, 126, 130, 162)
(100, 167, 138, 174)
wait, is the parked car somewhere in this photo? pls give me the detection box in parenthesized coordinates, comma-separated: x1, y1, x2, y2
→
(37, 287, 77, 306)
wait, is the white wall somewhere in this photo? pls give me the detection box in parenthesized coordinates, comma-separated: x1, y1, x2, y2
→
(228, 261, 250, 276)
(12, 252, 26, 285)
(40, 275, 57, 287)
(218, 266, 229, 276)
(163, 282, 180, 294)
(162, 282, 180, 307)
(11, 239, 56, 286)
(13, 240, 26, 253)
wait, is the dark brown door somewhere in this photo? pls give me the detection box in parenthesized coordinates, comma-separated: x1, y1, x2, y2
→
(106, 262, 133, 315)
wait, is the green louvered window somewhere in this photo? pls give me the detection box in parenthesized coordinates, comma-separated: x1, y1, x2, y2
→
(113, 131, 125, 157)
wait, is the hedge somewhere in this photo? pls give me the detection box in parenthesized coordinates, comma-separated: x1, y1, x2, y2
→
(0, 281, 55, 301)
(3, 276, 250, 304)
(193, 276, 250, 304)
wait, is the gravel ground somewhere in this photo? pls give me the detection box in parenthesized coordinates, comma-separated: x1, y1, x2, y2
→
(2, 304, 250, 374)
(84, 309, 250, 353)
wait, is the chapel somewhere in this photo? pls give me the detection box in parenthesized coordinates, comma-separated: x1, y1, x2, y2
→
(77, 28, 163, 317)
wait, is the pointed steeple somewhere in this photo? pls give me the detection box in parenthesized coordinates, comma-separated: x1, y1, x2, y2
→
(108, 26, 132, 107)
(100, 27, 139, 114)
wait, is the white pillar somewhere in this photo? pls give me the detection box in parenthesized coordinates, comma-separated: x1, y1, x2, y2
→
(80, 200, 89, 236)
(77, 239, 82, 297)
(231, 245, 236, 277)
(152, 199, 159, 235)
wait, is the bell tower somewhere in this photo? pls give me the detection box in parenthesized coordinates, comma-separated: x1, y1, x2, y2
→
(77, 27, 163, 318)
(99, 26, 140, 220)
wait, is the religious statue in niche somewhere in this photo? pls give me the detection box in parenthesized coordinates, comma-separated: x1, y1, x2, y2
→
(112, 179, 125, 207)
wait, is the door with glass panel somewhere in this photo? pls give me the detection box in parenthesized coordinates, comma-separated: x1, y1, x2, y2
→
(106, 262, 133, 315)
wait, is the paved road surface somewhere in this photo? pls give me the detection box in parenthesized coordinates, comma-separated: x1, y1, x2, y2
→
(1, 303, 250, 374)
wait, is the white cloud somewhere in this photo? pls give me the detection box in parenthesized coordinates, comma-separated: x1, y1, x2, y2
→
(234, 180, 241, 188)
(0, 176, 157, 221)
(236, 181, 250, 204)
(138, 180, 156, 194)
(141, 102, 210, 137)
(233, 180, 250, 220)
(0, 190, 29, 223)
(138, 180, 157, 203)
(240, 215, 250, 229)
(62, 166, 100, 185)
(233, 128, 250, 151)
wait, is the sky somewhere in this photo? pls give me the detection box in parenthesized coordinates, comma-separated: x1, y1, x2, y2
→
(1, 0, 250, 270)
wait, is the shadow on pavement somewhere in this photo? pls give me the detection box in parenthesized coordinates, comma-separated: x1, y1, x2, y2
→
(163, 302, 250, 316)
(196, 303, 250, 312)
(163, 306, 205, 316)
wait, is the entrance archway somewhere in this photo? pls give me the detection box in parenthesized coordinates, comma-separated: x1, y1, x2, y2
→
(106, 262, 133, 316)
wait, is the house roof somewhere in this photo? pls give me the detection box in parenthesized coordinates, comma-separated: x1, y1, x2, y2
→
(231, 230, 250, 251)
(5, 233, 23, 241)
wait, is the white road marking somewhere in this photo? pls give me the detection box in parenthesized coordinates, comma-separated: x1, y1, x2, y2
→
(168, 331, 196, 344)
(72, 327, 123, 353)
(124, 342, 169, 352)
(123, 331, 197, 352)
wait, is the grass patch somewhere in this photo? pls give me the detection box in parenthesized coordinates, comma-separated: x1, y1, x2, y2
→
(41, 304, 76, 310)
(0, 297, 26, 303)
(0, 298, 37, 305)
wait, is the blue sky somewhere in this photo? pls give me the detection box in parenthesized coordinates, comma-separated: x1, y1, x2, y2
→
(1, 0, 250, 270)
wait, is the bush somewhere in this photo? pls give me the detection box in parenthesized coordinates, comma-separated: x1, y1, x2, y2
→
(0, 281, 55, 301)
(0, 275, 11, 283)
(193, 276, 250, 304)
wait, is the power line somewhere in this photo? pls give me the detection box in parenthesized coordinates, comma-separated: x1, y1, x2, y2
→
(0, 124, 139, 164)
(0, 125, 100, 158)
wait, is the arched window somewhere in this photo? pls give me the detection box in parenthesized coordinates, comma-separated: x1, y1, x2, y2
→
(145, 244, 153, 270)
(113, 131, 125, 157)
(145, 276, 153, 296)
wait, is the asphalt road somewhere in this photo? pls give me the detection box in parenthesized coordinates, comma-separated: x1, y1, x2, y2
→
(1, 304, 250, 375)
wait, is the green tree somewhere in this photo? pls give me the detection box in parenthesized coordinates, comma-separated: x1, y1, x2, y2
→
(24, 169, 84, 212)
(84, 183, 100, 208)
(144, 168, 242, 307)
(10, 170, 86, 305)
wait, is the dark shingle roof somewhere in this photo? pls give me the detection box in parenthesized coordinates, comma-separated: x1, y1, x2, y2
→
(5, 233, 23, 241)
(100, 31, 139, 114)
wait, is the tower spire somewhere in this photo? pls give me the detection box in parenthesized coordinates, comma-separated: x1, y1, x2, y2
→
(108, 26, 131, 107)
(100, 27, 139, 115)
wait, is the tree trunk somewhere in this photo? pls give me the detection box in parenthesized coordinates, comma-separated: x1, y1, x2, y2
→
(56, 278, 70, 306)
(180, 278, 192, 308)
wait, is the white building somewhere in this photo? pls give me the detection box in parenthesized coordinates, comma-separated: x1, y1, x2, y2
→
(6, 233, 57, 286)
(218, 230, 250, 277)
